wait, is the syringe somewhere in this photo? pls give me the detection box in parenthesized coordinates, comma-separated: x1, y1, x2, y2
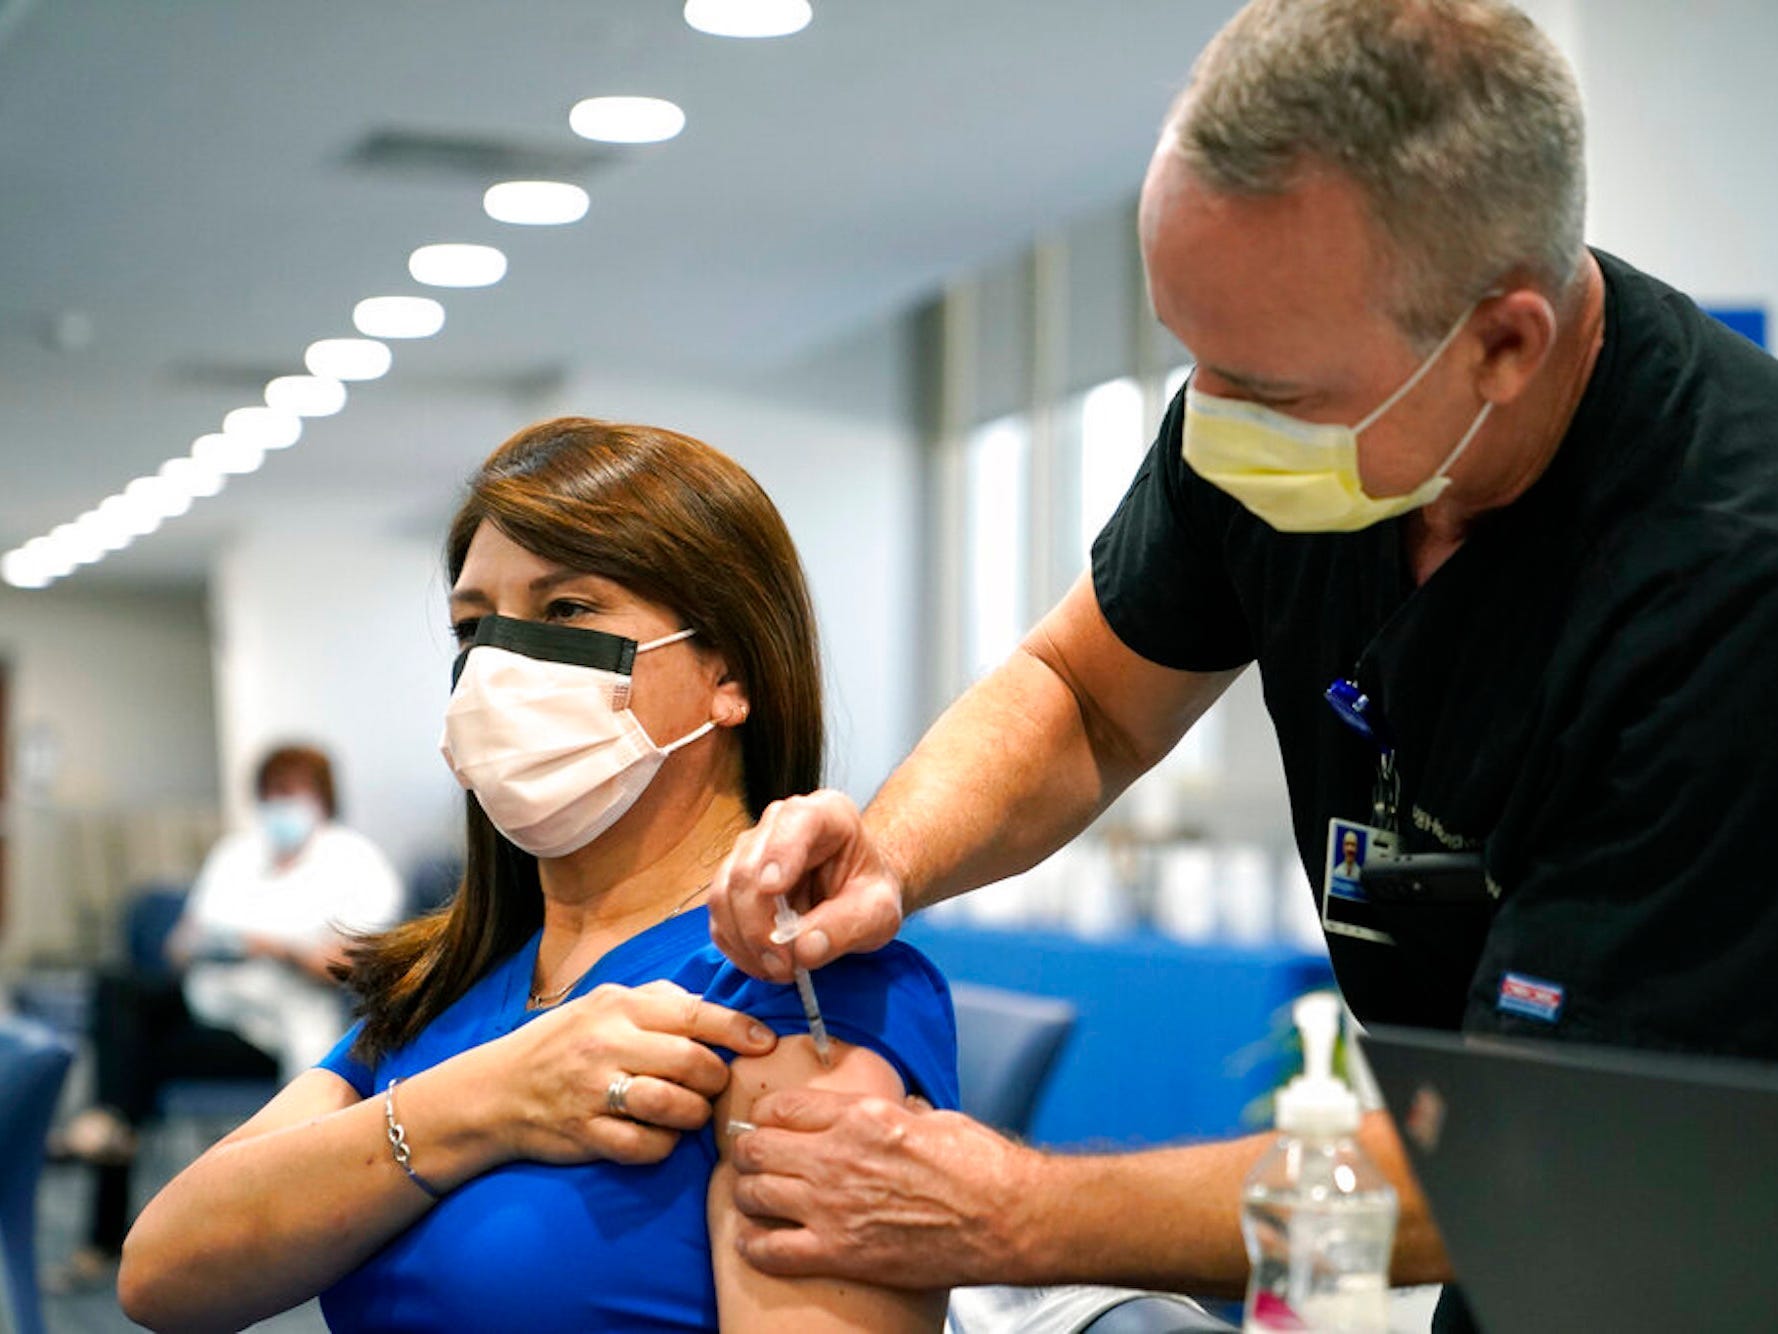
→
(769, 896, 833, 1067)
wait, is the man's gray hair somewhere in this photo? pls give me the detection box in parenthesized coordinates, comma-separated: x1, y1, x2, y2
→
(1167, 0, 1586, 346)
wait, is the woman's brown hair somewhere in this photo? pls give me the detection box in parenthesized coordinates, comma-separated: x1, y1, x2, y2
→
(339, 417, 824, 1061)
(255, 744, 338, 820)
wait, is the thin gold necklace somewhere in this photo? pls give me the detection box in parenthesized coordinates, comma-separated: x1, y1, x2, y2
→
(526, 880, 711, 1010)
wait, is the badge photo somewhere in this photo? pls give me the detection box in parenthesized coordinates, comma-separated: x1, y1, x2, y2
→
(1322, 817, 1398, 945)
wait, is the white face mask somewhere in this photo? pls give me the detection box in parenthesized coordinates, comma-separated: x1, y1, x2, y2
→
(439, 616, 716, 859)
(1181, 302, 1493, 533)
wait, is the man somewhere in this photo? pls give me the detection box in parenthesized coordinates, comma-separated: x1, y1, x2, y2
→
(709, 2, 1778, 1330)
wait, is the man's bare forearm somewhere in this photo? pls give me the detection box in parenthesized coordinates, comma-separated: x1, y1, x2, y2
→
(864, 646, 1121, 913)
(1004, 1111, 1450, 1295)
(862, 577, 1240, 915)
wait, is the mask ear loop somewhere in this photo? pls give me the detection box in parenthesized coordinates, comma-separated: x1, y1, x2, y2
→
(658, 720, 718, 755)
(1432, 400, 1493, 480)
(632, 625, 719, 753)
(637, 626, 698, 653)
(1354, 300, 1485, 434)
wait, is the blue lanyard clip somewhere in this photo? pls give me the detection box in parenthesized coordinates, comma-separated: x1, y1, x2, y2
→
(1324, 677, 1394, 755)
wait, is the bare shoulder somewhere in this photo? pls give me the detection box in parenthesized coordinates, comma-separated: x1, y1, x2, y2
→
(708, 1037, 944, 1332)
(719, 1036, 904, 1152)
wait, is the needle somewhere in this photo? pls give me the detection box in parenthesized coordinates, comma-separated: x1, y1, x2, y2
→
(769, 897, 833, 1067)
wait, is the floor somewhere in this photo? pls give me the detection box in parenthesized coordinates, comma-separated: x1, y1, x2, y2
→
(26, 1127, 327, 1333)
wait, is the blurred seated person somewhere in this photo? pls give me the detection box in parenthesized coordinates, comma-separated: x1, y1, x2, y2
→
(118, 418, 957, 1333)
(173, 744, 404, 1082)
(57, 743, 402, 1285)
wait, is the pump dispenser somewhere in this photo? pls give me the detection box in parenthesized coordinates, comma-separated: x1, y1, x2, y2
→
(1241, 993, 1397, 1333)
(1276, 993, 1361, 1136)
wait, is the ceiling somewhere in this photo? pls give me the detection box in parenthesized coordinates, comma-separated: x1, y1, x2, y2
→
(0, 0, 1235, 589)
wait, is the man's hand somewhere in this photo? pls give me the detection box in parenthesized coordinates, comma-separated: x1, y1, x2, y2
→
(709, 790, 906, 981)
(726, 1087, 1045, 1289)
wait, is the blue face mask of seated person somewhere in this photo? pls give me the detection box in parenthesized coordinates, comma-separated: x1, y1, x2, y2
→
(259, 796, 320, 857)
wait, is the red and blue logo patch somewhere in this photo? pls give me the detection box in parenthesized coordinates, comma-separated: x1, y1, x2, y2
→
(1497, 972, 1565, 1023)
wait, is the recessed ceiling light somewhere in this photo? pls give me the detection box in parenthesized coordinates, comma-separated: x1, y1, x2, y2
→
(124, 475, 192, 520)
(82, 506, 134, 552)
(683, 0, 812, 38)
(53, 520, 106, 566)
(97, 493, 160, 538)
(265, 374, 348, 417)
(31, 535, 77, 579)
(1, 548, 51, 589)
(569, 96, 686, 144)
(223, 406, 303, 451)
(160, 456, 226, 498)
(483, 180, 590, 227)
(353, 296, 446, 339)
(409, 243, 508, 289)
(305, 337, 392, 382)
(193, 432, 265, 476)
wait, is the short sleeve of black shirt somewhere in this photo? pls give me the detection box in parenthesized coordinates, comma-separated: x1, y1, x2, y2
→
(1090, 389, 1255, 673)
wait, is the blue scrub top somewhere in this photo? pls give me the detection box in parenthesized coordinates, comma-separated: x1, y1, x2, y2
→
(314, 907, 958, 1332)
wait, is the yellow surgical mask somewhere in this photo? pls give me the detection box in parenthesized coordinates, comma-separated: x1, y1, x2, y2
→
(1181, 304, 1492, 533)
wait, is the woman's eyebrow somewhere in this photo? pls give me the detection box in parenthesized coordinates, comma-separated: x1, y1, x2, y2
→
(528, 569, 599, 595)
(449, 570, 603, 607)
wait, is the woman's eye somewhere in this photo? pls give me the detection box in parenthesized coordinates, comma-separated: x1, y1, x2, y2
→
(449, 616, 481, 645)
(544, 599, 597, 622)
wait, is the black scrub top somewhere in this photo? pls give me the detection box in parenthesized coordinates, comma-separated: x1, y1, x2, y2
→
(1093, 250, 1778, 1060)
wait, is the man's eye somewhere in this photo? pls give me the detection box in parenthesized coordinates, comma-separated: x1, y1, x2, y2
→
(449, 617, 481, 645)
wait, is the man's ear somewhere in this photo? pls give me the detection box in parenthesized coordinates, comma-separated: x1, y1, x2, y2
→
(1474, 285, 1559, 408)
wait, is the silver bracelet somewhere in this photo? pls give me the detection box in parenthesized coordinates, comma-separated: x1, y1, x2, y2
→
(383, 1077, 444, 1201)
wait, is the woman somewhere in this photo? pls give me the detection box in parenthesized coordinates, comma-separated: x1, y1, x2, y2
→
(173, 744, 405, 1084)
(57, 744, 401, 1288)
(118, 419, 957, 1332)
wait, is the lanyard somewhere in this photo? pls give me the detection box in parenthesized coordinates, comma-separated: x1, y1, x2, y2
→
(1325, 677, 1401, 834)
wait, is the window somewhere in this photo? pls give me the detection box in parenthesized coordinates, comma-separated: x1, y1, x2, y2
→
(1075, 377, 1147, 565)
(962, 414, 1030, 682)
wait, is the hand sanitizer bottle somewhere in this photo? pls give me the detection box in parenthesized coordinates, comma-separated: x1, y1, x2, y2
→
(1241, 993, 1397, 1332)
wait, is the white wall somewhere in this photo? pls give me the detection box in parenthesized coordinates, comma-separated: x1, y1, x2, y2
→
(1569, 0, 1778, 320)
(542, 356, 923, 801)
(211, 527, 461, 879)
(0, 584, 220, 962)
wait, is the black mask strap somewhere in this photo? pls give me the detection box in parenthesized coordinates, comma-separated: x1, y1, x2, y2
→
(451, 614, 637, 689)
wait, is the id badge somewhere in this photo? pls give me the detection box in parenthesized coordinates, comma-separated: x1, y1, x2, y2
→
(1322, 818, 1397, 945)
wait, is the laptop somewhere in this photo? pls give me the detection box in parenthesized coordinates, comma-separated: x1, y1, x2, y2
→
(1358, 1024, 1778, 1333)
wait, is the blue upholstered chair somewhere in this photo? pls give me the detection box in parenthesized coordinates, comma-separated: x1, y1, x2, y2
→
(125, 882, 191, 981)
(949, 981, 1076, 1138)
(123, 886, 280, 1130)
(0, 1013, 76, 1334)
(403, 854, 463, 919)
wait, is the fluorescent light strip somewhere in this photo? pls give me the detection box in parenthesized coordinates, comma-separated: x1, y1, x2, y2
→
(409, 243, 507, 288)
(684, 0, 812, 38)
(569, 96, 686, 144)
(17, 152, 532, 587)
(483, 180, 589, 226)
